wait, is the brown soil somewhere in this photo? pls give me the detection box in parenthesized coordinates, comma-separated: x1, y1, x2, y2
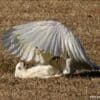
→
(0, 0, 100, 100)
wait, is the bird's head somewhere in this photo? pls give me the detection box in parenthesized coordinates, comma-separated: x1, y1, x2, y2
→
(15, 62, 25, 71)
(15, 62, 26, 78)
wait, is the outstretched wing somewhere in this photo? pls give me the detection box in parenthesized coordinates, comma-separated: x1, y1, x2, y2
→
(2, 20, 89, 64)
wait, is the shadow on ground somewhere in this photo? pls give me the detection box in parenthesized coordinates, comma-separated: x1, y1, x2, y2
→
(65, 71, 100, 78)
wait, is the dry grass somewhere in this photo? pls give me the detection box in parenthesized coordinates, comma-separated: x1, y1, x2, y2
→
(0, 0, 100, 99)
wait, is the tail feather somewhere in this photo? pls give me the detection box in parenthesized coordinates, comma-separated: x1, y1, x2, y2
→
(92, 64, 100, 70)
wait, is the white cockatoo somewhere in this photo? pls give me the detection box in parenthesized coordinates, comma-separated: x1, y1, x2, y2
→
(3, 20, 100, 78)
(15, 62, 62, 78)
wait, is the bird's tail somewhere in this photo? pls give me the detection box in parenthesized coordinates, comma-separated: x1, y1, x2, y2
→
(92, 64, 100, 71)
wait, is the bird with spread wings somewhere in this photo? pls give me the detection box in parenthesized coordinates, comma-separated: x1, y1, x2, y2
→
(2, 20, 100, 78)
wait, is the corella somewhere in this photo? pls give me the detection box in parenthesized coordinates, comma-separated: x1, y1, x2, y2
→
(3, 20, 100, 78)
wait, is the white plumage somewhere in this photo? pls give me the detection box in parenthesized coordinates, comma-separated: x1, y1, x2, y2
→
(3, 20, 99, 77)
(15, 62, 62, 78)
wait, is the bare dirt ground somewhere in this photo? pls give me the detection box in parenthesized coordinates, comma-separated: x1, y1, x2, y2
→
(0, 0, 100, 100)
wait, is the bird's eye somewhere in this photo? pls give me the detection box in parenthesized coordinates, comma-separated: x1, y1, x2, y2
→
(18, 66, 21, 70)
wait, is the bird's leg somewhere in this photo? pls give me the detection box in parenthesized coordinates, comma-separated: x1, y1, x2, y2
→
(55, 57, 62, 74)
(63, 58, 74, 75)
(49, 56, 62, 73)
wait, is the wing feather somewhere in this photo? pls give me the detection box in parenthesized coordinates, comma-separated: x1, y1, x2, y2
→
(3, 20, 90, 64)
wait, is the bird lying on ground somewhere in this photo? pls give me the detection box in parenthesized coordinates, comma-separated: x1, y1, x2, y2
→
(2, 20, 100, 78)
(15, 62, 62, 78)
